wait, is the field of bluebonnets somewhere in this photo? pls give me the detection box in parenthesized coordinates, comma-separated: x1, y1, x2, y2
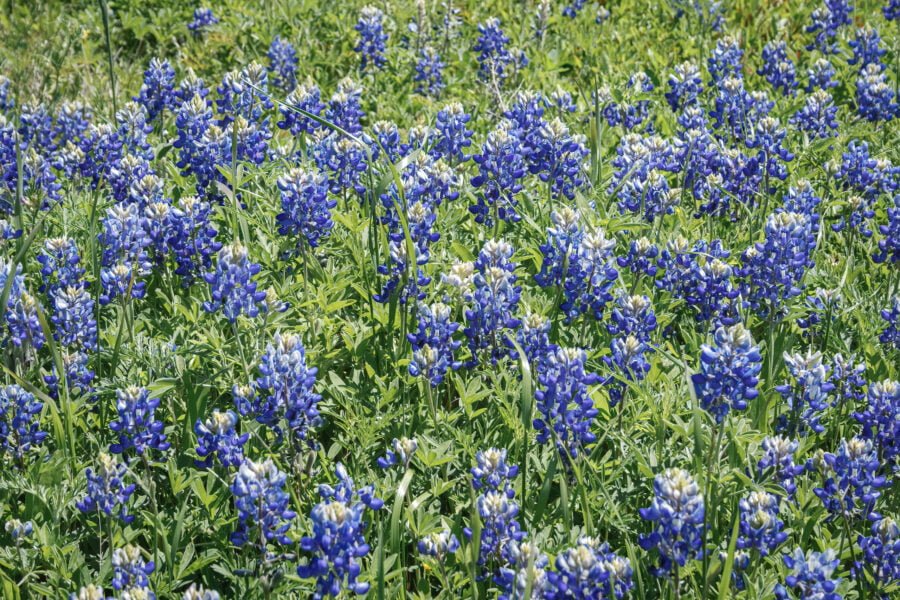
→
(0, 0, 899, 598)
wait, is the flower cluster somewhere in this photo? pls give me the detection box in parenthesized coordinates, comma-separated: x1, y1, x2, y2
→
(355, 7, 388, 71)
(230, 459, 296, 552)
(76, 452, 136, 523)
(534, 347, 601, 459)
(774, 548, 841, 600)
(297, 464, 383, 599)
(0, 384, 47, 463)
(691, 323, 761, 423)
(194, 410, 248, 469)
(234, 333, 322, 449)
(203, 242, 267, 322)
(638, 468, 705, 576)
(109, 386, 170, 457)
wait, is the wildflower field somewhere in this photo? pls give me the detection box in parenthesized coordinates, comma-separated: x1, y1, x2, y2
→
(1, 0, 899, 598)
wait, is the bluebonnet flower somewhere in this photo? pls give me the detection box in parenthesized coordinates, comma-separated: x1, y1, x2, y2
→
(608, 134, 678, 215)
(852, 380, 899, 470)
(115, 102, 154, 161)
(531, 118, 589, 201)
(111, 545, 155, 595)
(38, 237, 85, 293)
(355, 6, 388, 71)
(414, 47, 445, 97)
(548, 87, 578, 115)
(544, 537, 633, 599)
(12, 147, 62, 211)
(691, 323, 761, 423)
(431, 102, 473, 164)
(848, 26, 885, 68)
(98, 203, 151, 304)
(174, 94, 215, 194)
(5, 518, 33, 543)
(708, 36, 743, 84)
(776, 351, 835, 435)
(134, 58, 176, 122)
(76, 452, 136, 523)
(791, 90, 838, 139)
(812, 437, 886, 519)
(496, 540, 550, 599)
(672, 0, 723, 30)
(874, 196, 900, 264)
(740, 211, 817, 319)
(188, 7, 218, 34)
(239, 333, 322, 448)
(886, 0, 900, 19)
(471, 447, 518, 493)
(325, 78, 365, 135)
(19, 102, 55, 151)
(375, 159, 448, 304)
(408, 302, 461, 387)
(470, 120, 526, 226)
(377, 437, 418, 469)
(758, 436, 806, 497)
(596, 6, 611, 23)
(44, 350, 95, 400)
(109, 386, 169, 456)
(737, 491, 787, 559)
(54, 101, 94, 146)
(51, 286, 97, 351)
(638, 468, 705, 576)
(602, 334, 652, 407)
(70, 584, 111, 600)
(835, 140, 899, 207)
(0, 384, 47, 463)
(278, 80, 324, 136)
(828, 354, 866, 407)
(666, 62, 703, 112)
(0, 76, 11, 112)
(474, 18, 515, 83)
(369, 120, 403, 163)
(858, 516, 900, 585)
(806, 58, 837, 92)
(608, 294, 656, 341)
(747, 116, 794, 183)
(562, 0, 587, 18)
(516, 313, 554, 370)
(230, 458, 296, 552)
(0, 259, 43, 349)
(534, 347, 601, 459)
(174, 70, 210, 105)
(797, 289, 841, 338)
(878, 296, 900, 348)
(463, 240, 522, 365)
(856, 63, 897, 122)
(216, 63, 272, 124)
(418, 529, 459, 561)
(312, 133, 368, 196)
(203, 242, 267, 322)
(535, 211, 618, 321)
(194, 410, 248, 469)
(758, 41, 797, 96)
(297, 464, 383, 599)
(276, 167, 335, 250)
(806, 0, 853, 53)
(618, 237, 659, 278)
(182, 584, 220, 600)
(775, 548, 841, 600)
(167, 195, 221, 285)
(467, 486, 525, 568)
(267, 36, 298, 92)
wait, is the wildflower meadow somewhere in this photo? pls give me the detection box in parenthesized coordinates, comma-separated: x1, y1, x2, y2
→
(1, 0, 899, 598)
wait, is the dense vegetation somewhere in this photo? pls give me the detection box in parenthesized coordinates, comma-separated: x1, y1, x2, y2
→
(0, 0, 898, 598)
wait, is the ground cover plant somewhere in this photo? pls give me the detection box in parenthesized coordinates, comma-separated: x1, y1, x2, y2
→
(0, 0, 898, 598)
